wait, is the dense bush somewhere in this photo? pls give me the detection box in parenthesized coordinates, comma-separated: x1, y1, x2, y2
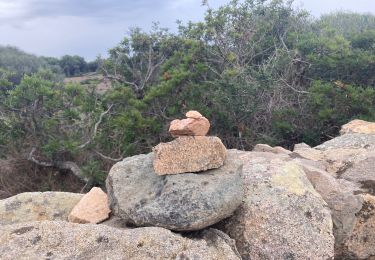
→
(1, 0, 375, 188)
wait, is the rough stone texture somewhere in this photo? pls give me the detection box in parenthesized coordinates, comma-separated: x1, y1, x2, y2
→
(295, 161, 363, 246)
(106, 150, 243, 231)
(0, 192, 83, 225)
(336, 194, 375, 259)
(100, 216, 130, 229)
(292, 143, 373, 176)
(252, 143, 291, 155)
(153, 136, 227, 175)
(0, 221, 241, 260)
(169, 117, 210, 137)
(289, 130, 375, 258)
(68, 187, 111, 224)
(338, 152, 375, 195)
(315, 133, 375, 150)
(291, 146, 325, 161)
(293, 142, 311, 150)
(218, 151, 334, 260)
(186, 110, 203, 119)
(340, 119, 375, 135)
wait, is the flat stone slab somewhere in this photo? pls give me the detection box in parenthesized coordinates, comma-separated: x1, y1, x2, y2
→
(106, 150, 243, 231)
(153, 136, 227, 175)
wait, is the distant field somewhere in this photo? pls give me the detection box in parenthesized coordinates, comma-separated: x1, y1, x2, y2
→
(64, 73, 112, 94)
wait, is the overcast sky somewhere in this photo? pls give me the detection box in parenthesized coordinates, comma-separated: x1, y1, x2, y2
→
(0, 0, 374, 61)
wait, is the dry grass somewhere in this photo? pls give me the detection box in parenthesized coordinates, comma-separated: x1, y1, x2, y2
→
(0, 157, 84, 199)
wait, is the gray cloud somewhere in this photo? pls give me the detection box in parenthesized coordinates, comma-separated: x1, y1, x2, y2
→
(0, 0, 374, 60)
(0, 0, 166, 24)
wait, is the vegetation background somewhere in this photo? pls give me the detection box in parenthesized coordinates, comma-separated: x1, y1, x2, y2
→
(1, 0, 375, 197)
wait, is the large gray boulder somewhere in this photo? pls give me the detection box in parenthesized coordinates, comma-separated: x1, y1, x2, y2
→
(218, 151, 335, 260)
(0, 221, 240, 260)
(0, 192, 83, 225)
(106, 150, 243, 231)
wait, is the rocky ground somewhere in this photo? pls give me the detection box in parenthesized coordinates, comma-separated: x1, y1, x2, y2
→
(1, 116, 375, 259)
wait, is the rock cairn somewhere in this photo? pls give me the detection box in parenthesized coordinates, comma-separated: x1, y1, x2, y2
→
(153, 110, 227, 175)
(106, 110, 243, 231)
(4, 116, 375, 259)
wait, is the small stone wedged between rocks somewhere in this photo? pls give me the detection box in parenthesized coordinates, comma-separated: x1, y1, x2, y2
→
(68, 187, 111, 224)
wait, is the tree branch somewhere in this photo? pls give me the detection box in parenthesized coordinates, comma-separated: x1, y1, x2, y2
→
(78, 104, 113, 149)
(28, 147, 53, 167)
(28, 148, 89, 183)
(94, 150, 123, 162)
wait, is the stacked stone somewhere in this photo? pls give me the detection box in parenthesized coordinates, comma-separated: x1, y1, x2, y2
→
(153, 110, 227, 175)
(105, 110, 244, 231)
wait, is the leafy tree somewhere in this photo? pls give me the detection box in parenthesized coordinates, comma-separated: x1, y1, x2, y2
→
(59, 55, 88, 77)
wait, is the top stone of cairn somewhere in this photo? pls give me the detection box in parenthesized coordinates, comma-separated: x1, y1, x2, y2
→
(169, 110, 210, 137)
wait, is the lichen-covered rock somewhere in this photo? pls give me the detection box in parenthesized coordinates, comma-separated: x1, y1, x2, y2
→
(340, 119, 375, 135)
(0, 221, 240, 260)
(218, 152, 334, 260)
(106, 150, 243, 231)
(68, 187, 111, 224)
(153, 136, 227, 175)
(0, 192, 83, 225)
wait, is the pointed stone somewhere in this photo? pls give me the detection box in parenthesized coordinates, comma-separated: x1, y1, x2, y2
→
(68, 187, 111, 224)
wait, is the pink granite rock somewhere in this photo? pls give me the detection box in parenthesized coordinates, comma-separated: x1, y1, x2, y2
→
(186, 110, 203, 119)
(169, 111, 210, 137)
(153, 136, 227, 175)
(68, 187, 111, 224)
